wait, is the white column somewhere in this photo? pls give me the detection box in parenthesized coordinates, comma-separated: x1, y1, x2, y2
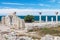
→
(56, 12, 58, 22)
(40, 15, 41, 22)
(39, 12, 42, 22)
(46, 16, 48, 22)
(51, 17, 53, 22)
(56, 15, 58, 22)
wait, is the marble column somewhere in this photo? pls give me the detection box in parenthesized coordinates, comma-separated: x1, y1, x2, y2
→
(51, 17, 53, 22)
(39, 12, 42, 22)
(46, 16, 48, 22)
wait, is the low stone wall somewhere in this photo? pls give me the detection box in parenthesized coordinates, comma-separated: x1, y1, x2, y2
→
(25, 22, 60, 30)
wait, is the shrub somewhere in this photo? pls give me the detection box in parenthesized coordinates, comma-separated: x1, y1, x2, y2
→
(24, 15, 34, 22)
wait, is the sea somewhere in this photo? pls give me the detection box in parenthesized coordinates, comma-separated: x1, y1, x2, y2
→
(0, 16, 60, 21)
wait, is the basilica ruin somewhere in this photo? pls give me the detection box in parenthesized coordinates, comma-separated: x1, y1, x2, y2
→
(0, 12, 40, 40)
(1, 12, 25, 30)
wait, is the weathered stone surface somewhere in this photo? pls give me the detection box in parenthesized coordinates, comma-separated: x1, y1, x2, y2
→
(1, 12, 25, 30)
(0, 12, 41, 40)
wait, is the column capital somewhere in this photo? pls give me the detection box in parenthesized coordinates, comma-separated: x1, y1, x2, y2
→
(56, 12, 58, 15)
(13, 12, 16, 15)
(56, 12, 58, 22)
(39, 12, 42, 15)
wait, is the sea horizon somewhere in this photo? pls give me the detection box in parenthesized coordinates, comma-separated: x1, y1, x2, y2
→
(0, 15, 60, 21)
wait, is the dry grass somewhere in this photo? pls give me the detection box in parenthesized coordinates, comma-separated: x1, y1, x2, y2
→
(28, 25, 60, 36)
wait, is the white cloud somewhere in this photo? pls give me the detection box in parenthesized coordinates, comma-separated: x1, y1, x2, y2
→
(1, 2, 25, 5)
(28, 3, 50, 7)
(49, 0, 56, 2)
(57, 2, 60, 4)
(39, 4, 50, 7)
(1, 2, 50, 6)
(39, 4, 44, 6)
(0, 9, 60, 16)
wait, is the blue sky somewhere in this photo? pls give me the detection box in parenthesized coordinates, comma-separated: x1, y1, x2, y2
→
(0, 0, 60, 15)
(0, 0, 60, 9)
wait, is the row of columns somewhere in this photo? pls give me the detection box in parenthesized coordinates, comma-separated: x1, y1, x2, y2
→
(39, 12, 58, 22)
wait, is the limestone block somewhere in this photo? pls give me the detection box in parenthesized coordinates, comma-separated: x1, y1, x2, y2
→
(20, 19, 25, 29)
(1, 16, 5, 24)
(5, 16, 11, 26)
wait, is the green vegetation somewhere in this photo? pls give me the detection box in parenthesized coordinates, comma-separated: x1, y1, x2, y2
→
(5, 37, 8, 40)
(24, 15, 34, 22)
(39, 28, 60, 35)
(28, 25, 60, 36)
